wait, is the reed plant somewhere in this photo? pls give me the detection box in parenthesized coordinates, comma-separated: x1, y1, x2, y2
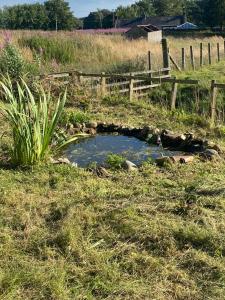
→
(0, 78, 66, 166)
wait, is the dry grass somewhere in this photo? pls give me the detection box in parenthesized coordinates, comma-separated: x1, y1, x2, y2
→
(1, 30, 224, 73)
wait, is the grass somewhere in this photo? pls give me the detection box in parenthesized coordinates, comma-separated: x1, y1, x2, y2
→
(0, 90, 225, 299)
(1, 30, 224, 74)
(0, 31, 225, 299)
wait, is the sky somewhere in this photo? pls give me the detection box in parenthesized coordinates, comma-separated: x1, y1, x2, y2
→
(0, 0, 137, 17)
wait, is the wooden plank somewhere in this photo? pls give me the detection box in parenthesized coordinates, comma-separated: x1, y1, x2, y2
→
(200, 43, 203, 67)
(190, 46, 195, 70)
(107, 81, 129, 87)
(181, 48, 185, 70)
(133, 84, 160, 91)
(162, 38, 170, 75)
(171, 81, 178, 110)
(208, 43, 211, 65)
(213, 83, 225, 88)
(101, 72, 106, 96)
(217, 43, 220, 62)
(129, 73, 134, 101)
(169, 55, 181, 71)
(211, 80, 217, 124)
(148, 50, 152, 85)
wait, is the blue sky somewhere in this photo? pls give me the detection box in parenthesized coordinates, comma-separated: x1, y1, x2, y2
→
(0, 0, 137, 17)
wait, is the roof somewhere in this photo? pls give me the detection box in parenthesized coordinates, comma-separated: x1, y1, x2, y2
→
(136, 24, 160, 32)
(74, 28, 130, 34)
(116, 15, 184, 29)
(176, 22, 198, 30)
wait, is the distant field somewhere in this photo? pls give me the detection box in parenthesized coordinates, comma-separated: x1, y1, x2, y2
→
(2, 30, 225, 75)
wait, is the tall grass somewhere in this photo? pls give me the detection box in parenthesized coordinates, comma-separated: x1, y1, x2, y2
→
(0, 78, 66, 166)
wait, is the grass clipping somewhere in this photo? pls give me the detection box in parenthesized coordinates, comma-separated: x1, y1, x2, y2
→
(0, 78, 66, 166)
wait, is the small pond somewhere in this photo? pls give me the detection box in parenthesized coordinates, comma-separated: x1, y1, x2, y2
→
(64, 134, 182, 167)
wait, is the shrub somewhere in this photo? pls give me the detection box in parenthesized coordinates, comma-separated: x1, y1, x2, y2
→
(0, 44, 25, 79)
(106, 154, 125, 170)
(0, 78, 66, 166)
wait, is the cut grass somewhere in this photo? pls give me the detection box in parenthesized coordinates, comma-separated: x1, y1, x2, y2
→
(0, 94, 225, 299)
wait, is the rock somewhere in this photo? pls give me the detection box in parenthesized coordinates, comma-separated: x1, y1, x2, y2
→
(156, 156, 173, 167)
(73, 122, 82, 129)
(86, 121, 98, 129)
(123, 160, 138, 172)
(93, 166, 111, 177)
(57, 158, 71, 164)
(201, 149, 220, 161)
(50, 157, 76, 166)
(82, 127, 96, 135)
(169, 155, 194, 164)
(204, 141, 222, 153)
(161, 130, 186, 148)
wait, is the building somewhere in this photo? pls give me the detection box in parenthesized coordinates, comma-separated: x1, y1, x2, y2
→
(125, 24, 162, 42)
(176, 22, 198, 30)
(116, 15, 185, 30)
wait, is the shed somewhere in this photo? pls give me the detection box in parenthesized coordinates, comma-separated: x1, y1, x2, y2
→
(125, 24, 162, 42)
(176, 22, 198, 30)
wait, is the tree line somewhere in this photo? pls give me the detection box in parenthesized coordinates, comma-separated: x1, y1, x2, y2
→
(0, 0, 225, 30)
(84, 0, 225, 29)
(0, 0, 81, 30)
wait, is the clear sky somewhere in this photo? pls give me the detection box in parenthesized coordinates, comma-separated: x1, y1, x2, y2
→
(0, 0, 137, 17)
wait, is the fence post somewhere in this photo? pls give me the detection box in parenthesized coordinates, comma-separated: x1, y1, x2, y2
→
(171, 78, 178, 110)
(148, 51, 152, 85)
(217, 43, 220, 62)
(101, 72, 106, 97)
(224, 40, 225, 58)
(78, 71, 83, 84)
(181, 48, 185, 70)
(190, 46, 195, 70)
(208, 43, 211, 65)
(200, 43, 203, 67)
(129, 73, 134, 101)
(210, 80, 217, 124)
(162, 38, 170, 74)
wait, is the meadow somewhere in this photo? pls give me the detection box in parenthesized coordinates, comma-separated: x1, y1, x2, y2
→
(0, 30, 225, 299)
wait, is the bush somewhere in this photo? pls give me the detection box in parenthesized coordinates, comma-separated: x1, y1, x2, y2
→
(0, 44, 25, 79)
(106, 154, 125, 170)
(0, 78, 66, 166)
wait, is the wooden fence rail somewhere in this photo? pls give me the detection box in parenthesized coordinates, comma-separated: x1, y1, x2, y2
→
(38, 69, 225, 124)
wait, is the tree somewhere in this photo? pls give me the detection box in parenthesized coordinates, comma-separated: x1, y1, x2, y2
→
(44, 0, 77, 30)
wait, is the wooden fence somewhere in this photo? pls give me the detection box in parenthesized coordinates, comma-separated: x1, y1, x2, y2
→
(179, 41, 225, 71)
(38, 69, 225, 124)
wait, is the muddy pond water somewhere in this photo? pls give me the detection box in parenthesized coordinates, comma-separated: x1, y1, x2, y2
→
(64, 134, 182, 167)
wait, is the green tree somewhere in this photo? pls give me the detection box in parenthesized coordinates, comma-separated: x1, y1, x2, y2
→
(44, 0, 77, 30)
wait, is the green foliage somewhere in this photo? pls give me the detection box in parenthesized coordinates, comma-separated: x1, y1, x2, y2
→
(0, 44, 25, 79)
(0, 0, 80, 30)
(68, 111, 91, 125)
(0, 78, 66, 166)
(20, 36, 74, 64)
(106, 153, 125, 169)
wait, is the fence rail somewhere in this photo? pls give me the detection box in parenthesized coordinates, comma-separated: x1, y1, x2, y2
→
(38, 69, 225, 124)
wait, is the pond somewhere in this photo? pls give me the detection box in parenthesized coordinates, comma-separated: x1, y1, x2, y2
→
(64, 134, 181, 167)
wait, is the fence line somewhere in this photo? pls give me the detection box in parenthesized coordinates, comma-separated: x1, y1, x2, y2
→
(38, 69, 225, 124)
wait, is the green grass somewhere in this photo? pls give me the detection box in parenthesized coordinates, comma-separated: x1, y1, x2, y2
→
(0, 93, 225, 299)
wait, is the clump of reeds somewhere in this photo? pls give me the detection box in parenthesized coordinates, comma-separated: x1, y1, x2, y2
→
(0, 77, 66, 166)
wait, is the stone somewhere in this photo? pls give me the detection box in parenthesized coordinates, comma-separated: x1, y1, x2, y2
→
(73, 122, 82, 129)
(204, 141, 222, 153)
(82, 128, 96, 135)
(161, 130, 186, 148)
(123, 160, 138, 172)
(86, 121, 98, 129)
(169, 155, 194, 164)
(156, 156, 173, 167)
(57, 158, 71, 164)
(201, 149, 220, 161)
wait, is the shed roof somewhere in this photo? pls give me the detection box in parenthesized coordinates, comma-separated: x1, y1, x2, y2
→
(176, 22, 197, 29)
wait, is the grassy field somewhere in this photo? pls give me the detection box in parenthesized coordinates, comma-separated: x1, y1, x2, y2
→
(1, 30, 224, 74)
(1, 31, 225, 299)
(1, 95, 225, 299)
